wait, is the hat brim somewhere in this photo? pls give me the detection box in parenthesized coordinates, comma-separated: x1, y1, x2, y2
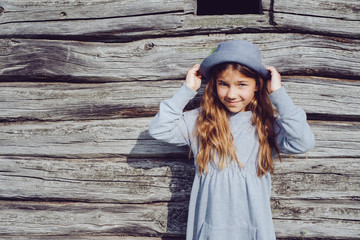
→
(199, 49, 271, 81)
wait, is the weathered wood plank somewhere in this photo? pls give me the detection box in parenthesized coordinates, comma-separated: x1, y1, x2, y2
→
(282, 77, 360, 120)
(180, 14, 274, 33)
(1, 155, 358, 203)
(0, 200, 358, 239)
(0, 0, 187, 23)
(0, 13, 184, 41)
(273, 219, 360, 239)
(261, 0, 272, 10)
(1, 34, 359, 82)
(0, 81, 182, 121)
(273, 0, 360, 21)
(0, 201, 169, 236)
(0, 12, 277, 41)
(0, 76, 359, 122)
(272, 167, 360, 200)
(263, 0, 360, 38)
(0, 119, 359, 158)
(0, 155, 194, 203)
(272, 199, 360, 222)
(1, 237, 173, 240)
(272, 13, 360, 39)
(1, 1, 359, 39)
(309, 121, 360, 158)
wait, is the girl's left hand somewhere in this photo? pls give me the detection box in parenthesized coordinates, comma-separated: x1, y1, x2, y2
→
(266, 66, 282, 94)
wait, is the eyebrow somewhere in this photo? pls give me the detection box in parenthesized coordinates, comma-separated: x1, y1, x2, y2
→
(217, 79, 250, 83)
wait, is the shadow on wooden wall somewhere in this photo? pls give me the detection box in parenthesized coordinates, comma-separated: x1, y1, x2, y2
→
(128, 130, 194, 239)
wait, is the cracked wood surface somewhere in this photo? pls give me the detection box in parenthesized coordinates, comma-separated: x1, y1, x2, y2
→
(1, 0, 359, 239)
(272, 0, 360, 20)
(0, 118, 359, 157)
(0, 0, 188, 22)
(1, 156, 359, 203)
(1, 34, 360, 82)
(0, 201, 359, 239)
(0, 156, 359, 238)
(268, 0, 360, 38)
(0, 0, 359, 39)
(0, 76, 359, 121)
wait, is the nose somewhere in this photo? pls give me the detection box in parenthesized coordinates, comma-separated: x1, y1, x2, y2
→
(226, 86, 237, 99)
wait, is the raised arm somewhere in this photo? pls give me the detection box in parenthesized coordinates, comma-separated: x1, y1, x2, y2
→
(267, 66, 315, 154)
(270, 87, 315, 154)
(148, 64, 201, 146)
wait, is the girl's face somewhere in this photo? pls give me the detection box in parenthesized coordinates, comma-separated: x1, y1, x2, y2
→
(216, 67, 258, 113)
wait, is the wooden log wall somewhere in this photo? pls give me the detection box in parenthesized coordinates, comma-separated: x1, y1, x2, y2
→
(0, 0, 359, 239)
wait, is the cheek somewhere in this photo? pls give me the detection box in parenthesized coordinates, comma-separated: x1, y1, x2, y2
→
(248, 91, 257, 101)
(241, 90, 256, 102)
(216, 86, 224, 99)
(248, 91, 256, 99)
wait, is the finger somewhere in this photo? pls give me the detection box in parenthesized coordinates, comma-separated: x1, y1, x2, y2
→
(191, 64, 202, 78)
(191, 64, 200, 71)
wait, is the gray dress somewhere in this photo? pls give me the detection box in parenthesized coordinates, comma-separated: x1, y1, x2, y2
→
(148, 83, 315, 240)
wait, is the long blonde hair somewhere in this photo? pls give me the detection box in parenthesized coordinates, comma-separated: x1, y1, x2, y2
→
(195, 63, 280, 177)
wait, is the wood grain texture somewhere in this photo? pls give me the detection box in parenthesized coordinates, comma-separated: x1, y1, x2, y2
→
(0, 201, 169, 236)
(1, 0, 359, 239)
(0, 118, 359, 157)
(1, 34, 360, 82)
(1, 156, 358, 203)
(272, 13, 360, 39)
(0, 237, 172, 240)
(0, 13, 184, 41)
(0, 155, 194, 203)
(0, 13, 277, 41)
(0, 0, 269, 41)
(264, 0, 360, 38)
(181, 14, 274, 33)
(0, 0, 186, 23)
(1, 0, 358, 40)
(0, 76, 359, 122)
(273, 0, 360, 20)
(1, 153, 359, 238)
(0, 198, 358, 238)
(274, 219, 360, 239)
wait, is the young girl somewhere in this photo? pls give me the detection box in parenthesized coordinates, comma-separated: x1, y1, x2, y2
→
(149, 40, 315, 240)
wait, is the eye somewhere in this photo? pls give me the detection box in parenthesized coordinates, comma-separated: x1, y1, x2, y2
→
(217, 81, 228, 87)
(238, 83, 247, 87)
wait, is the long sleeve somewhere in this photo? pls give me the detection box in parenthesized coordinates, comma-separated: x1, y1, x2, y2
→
(269, 87, 315, 154)
(148, 83, 198, 146)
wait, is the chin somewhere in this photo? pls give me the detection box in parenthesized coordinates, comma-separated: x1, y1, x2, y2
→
(226, 107, 243, 113)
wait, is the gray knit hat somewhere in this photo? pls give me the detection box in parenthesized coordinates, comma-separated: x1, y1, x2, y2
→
(199, 40, 271, 80)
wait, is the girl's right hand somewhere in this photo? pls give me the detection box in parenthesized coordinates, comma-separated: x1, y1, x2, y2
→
(185, 64, 202, 91)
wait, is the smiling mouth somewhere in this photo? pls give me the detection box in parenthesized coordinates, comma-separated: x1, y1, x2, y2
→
(226, 100, 240, 106)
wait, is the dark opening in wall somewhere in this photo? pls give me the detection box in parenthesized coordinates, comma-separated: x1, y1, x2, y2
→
(197, 0, 261, 15)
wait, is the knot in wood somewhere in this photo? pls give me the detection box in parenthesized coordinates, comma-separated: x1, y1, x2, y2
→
(0, 6, 4, 16)
(144, 42, 155, 51)
(59, 12, 67, 18)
